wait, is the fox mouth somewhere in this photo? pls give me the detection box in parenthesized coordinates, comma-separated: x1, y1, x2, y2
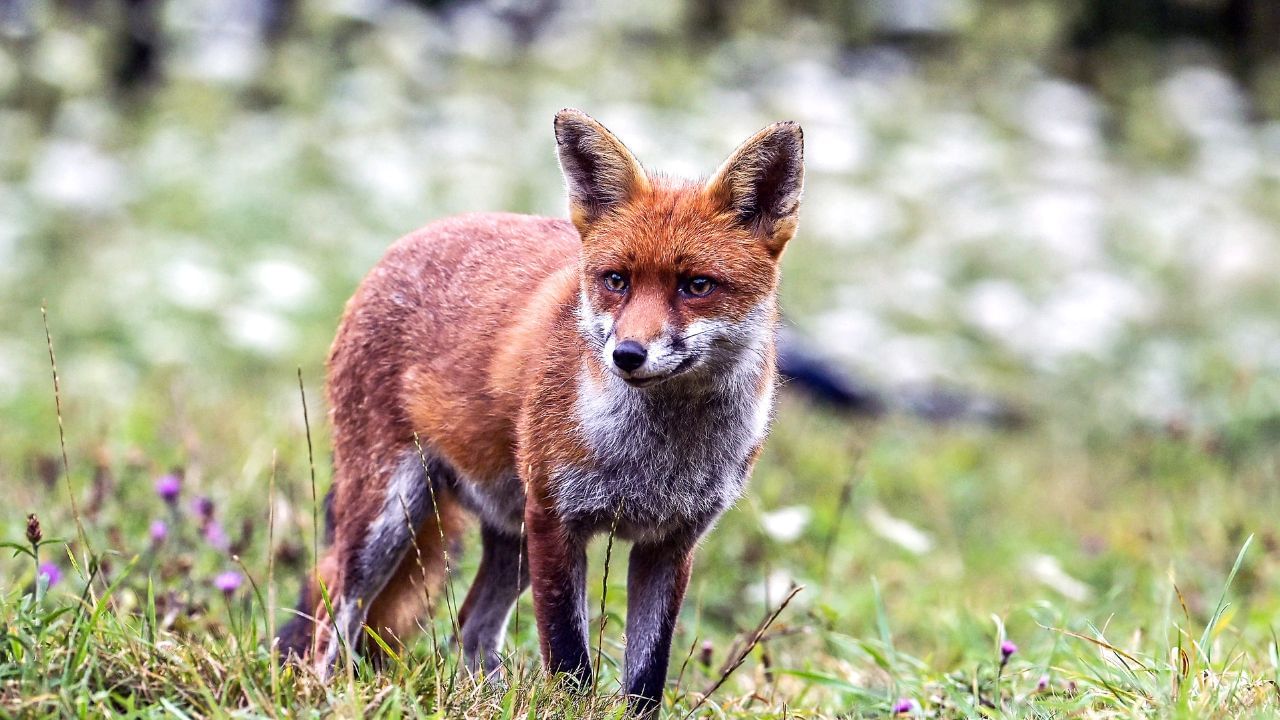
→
(616, 355, 699, 387)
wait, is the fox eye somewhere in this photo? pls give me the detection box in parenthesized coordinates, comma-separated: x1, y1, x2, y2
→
(602, 272, 628, 293)
(682, 277, 717, 298)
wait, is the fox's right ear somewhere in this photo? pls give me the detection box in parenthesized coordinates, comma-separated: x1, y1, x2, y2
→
(554, 109, 650, 235)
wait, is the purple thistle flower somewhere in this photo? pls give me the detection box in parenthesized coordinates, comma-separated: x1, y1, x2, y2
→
(193, 495, 215, 523)
(203, 520, 229, 550)
(149, 519, 169, 544)
(214, 570, 243, 595)
(1001, 640, 1018, 661)
(892, 698, 917, 714)
(155, 474, 181, 504)
(38, 562, 61, 587)
(1036, 674, 1050, 692)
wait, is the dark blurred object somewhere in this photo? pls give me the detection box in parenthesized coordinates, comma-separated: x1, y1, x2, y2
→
(115, 0, 161, 92)
(105, 0, 298, 94)
(1072, 0, 1280, 75)
(777, 329, 1025, 428)
(777, 329, 887, 416)
(894, 383, 1026, 428)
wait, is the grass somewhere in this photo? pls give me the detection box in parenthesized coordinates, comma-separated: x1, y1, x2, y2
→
(2, 332, 1278, 717)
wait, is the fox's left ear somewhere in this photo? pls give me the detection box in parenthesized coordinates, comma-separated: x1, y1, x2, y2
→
(705, 121, 804, 257)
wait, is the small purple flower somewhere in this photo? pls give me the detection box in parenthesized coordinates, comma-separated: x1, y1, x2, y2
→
(1001, 640, 1018, 660)
(193, 495, 215, 522)
(203, 520, 229, 550)
(892, 698, 917, 714)
(214, 571, 242, 595)
(38, 562, 61, 587)
(155, 474, 181, 504)
(1036, 674, 1050, 692)
(149, 519, 168, 544)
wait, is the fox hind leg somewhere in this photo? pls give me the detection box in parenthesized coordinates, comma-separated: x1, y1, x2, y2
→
(316, 448, 454, 673)
(361, 492, 465, 661)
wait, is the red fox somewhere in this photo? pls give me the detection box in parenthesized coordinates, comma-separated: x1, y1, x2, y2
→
(278, 109, 804, 713)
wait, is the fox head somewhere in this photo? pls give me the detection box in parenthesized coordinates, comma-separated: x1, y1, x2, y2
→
(554, 108, 804, 387)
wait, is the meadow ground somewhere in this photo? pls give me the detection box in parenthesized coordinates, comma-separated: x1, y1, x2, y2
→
(2, 359, 1278, 717)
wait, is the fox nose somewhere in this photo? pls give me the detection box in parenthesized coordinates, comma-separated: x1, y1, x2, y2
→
(612, 340, 647, 372)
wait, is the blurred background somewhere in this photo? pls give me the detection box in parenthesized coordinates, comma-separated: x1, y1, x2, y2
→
(2, 1, 1280, 710)
(2, 0, 1279, 442)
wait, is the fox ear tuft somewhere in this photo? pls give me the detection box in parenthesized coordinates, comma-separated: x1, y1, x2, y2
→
(554, 109, 649, 235)
(705, 121, 804, 256)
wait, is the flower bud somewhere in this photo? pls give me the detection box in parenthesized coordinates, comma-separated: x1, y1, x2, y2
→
(26, 513, 42, 545)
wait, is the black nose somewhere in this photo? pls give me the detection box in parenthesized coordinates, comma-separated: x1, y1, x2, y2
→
(612, 340, 647, 372)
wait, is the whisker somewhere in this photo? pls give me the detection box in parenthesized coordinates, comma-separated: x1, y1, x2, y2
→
(678, 326, 721, 343)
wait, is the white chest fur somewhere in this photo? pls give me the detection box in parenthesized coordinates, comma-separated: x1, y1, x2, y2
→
(554, 360, 775, 543)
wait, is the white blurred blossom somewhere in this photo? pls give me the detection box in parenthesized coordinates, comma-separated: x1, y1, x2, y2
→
(163, 259, 227, 311)
(747, 569, 803, 607)
(1024, 554, 1092, 601)
(813, 307, 888, 369)
(1035, 272, 1149, 361)
(965, 280, 1033, 342)
(1161, 65, 1247, 141)
(865, 505, 934, 555)
(760, 506, 812, 543)
(1021, 189, 1103, 266)
(32, 30, 98, 92)
(248, 259, 317, 311)
(805, 186, 903, 247)
(1022, 78, 1102, 151)
(169, 0, 268, 84)
(222, 306, 297, 356)
(329, 132, 427, 215)
(805, 121, 872, 175)
(30, 140, 125, 212)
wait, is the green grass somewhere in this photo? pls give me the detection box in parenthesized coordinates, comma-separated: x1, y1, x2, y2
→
(3, 364, 1278, 717)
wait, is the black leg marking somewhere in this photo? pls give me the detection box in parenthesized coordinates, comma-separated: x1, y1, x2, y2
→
(545, 544, 591, 689)
(278, 485, 338, 660)
(624, 538, 695, 715)
(460, 524, 530, 675)
(527, 505, 592, 690)
(276, 580, 315, 661)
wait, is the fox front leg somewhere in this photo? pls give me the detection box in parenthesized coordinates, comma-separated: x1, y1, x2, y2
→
(525, 502, 593, 689)
(623, 536, 696, 715)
